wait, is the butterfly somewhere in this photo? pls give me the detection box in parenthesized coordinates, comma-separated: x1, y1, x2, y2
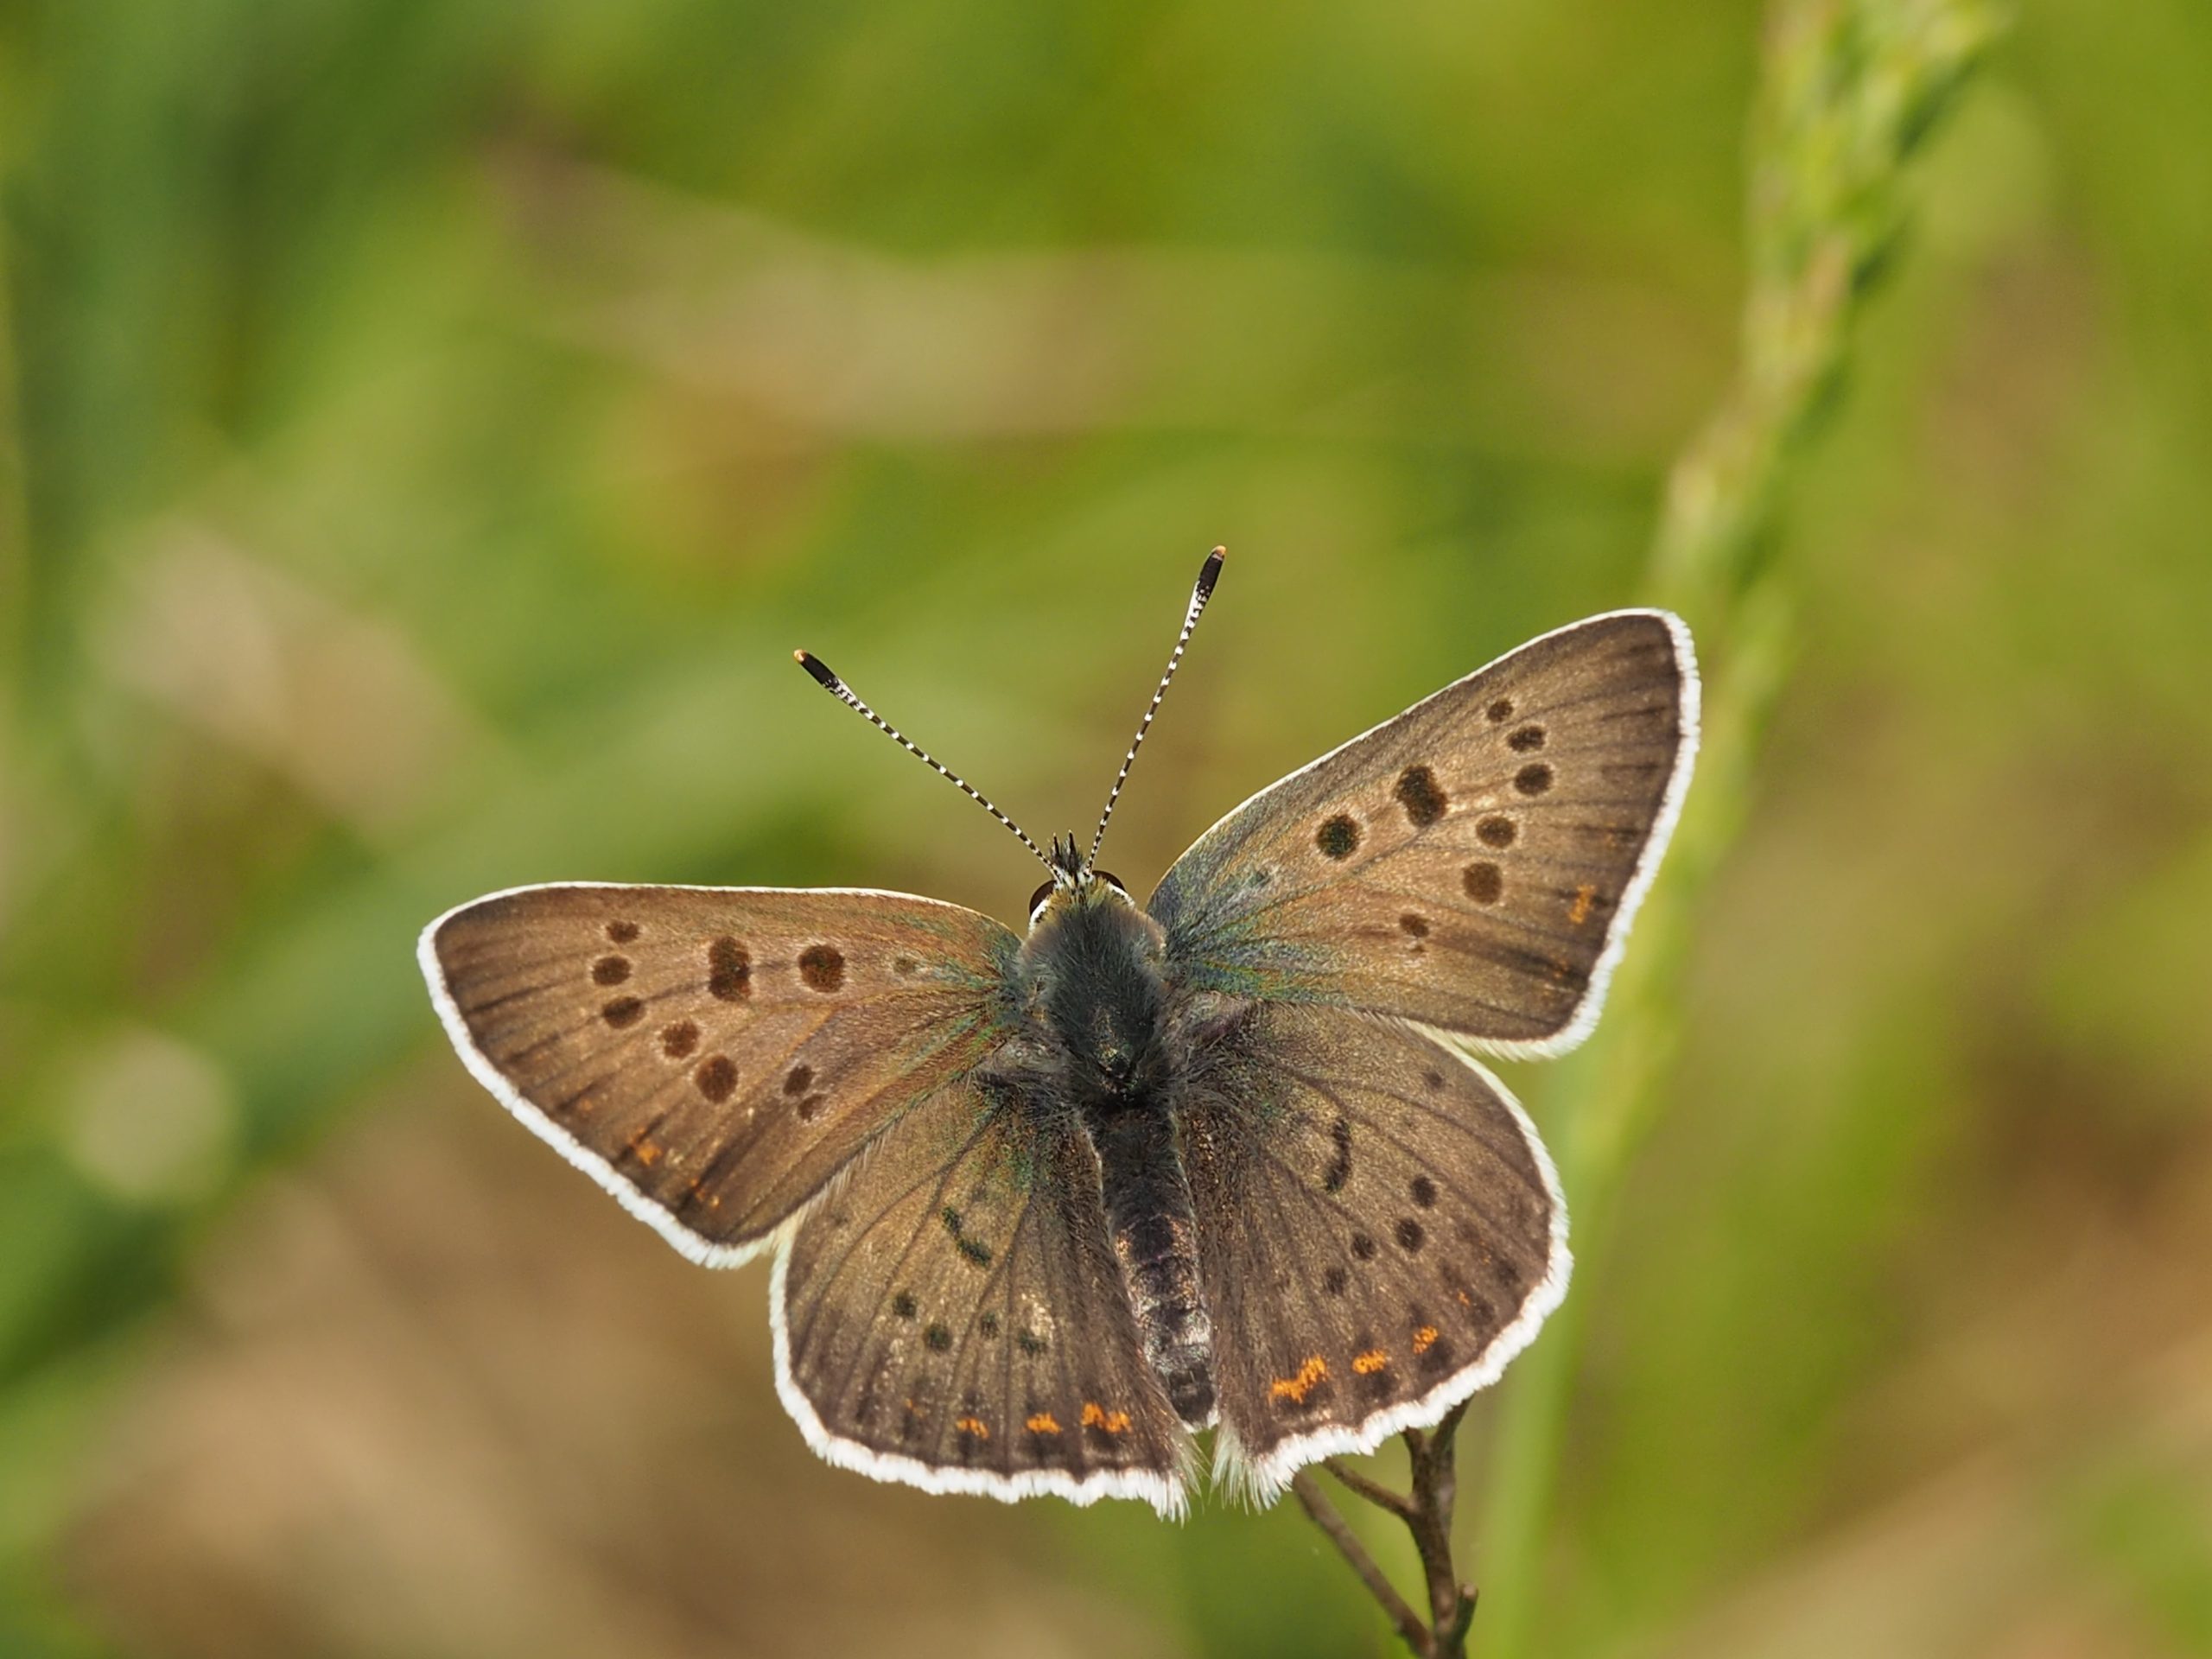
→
(418, 550, 1698, 1517)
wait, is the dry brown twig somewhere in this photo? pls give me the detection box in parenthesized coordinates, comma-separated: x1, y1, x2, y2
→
(1290, 1401, 1478, 1659)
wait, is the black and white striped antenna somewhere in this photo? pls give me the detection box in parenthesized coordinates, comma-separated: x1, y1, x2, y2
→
(1087, 546, 1224, 871)
(793, 650, 1052, 872)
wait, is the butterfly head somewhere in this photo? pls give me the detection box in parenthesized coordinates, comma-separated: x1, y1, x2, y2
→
(1027, 834, 1132, 928)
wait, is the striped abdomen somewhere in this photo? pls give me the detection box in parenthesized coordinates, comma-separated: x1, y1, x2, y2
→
(1083, 1103, 1215, 1427)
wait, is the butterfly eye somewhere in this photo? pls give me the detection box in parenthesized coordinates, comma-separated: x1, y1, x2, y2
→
(1096, 871, 1128, 895)
(1028, 879, 1056, 918)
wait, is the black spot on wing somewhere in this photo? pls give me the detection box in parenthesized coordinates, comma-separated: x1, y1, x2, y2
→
(693, 1054, 737, 1103)
(798, 944, 846, 992)
(1321, 1119, 1352, 1193)
(707, 938, 751, 1001)
(1394, 765, 1449, 827)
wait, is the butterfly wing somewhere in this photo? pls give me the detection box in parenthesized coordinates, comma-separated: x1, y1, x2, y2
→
(420, 882, 1018, 1265)
(1147, 610, 1697, 1056)
(1178, 1001, 1566, 1501)
(1148, 610, 1691, 1495)
(776, 1073, 1189, 1515)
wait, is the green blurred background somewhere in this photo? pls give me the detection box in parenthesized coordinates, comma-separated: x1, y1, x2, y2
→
(4, 0, 2211, 1655)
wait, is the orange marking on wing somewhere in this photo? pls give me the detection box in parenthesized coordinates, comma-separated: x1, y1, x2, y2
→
(1570, 883, 1598, 926)
(1353, 1350, 1389, 1375)
(626, 1129, 663, 1166)
(1080, 1402, 1131, 1434)
(1025, 1413, 1062, 1435)
(955, 1415, 990, 1440)
(1413, 1325, 1440, 1353)
(1270, 1356, 1331, 1402)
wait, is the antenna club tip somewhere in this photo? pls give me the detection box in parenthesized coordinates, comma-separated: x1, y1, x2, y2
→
(794, 650, 839, 688)
(1196, 545, 1226, 598)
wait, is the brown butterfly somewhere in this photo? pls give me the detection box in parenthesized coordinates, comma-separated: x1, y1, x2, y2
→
(419, 550, 1698, 1516)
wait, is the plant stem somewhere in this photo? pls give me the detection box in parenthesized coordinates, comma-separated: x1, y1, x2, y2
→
(1294, 1, 2005, 1652)
(1478, 1, 2005, 1654)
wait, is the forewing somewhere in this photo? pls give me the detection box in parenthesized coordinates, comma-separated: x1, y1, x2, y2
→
(1147, 610, 1697, 1054)
(1180, 1002, 1567, 1501)
(777, 1078, 1188, 1514)
(420, 883, 1017, 1265)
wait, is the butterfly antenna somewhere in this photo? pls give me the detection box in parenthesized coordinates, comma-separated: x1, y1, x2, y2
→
(1087, 546, 1224, 871)
(793, 650, 1053, 872)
